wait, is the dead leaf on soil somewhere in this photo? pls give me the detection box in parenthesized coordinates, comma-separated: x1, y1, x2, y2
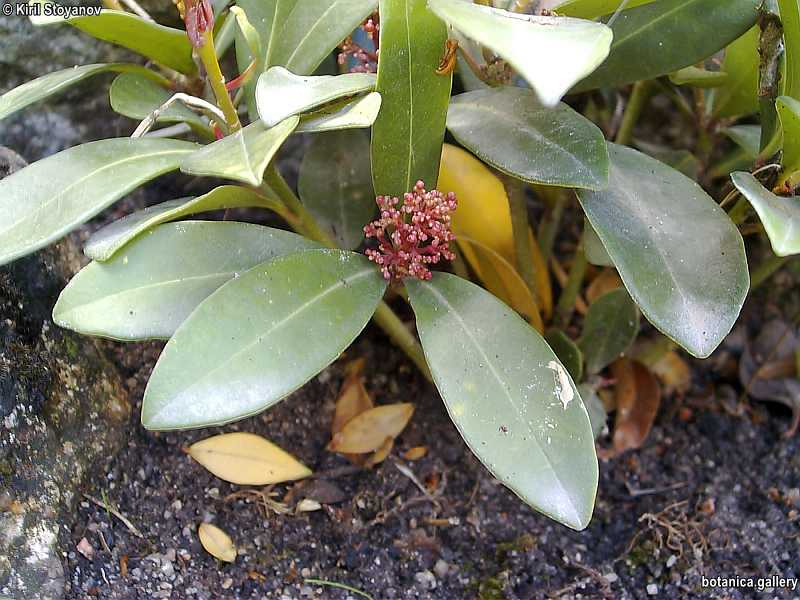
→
(332, 371, 373, 436)
(651, 350, 691, 395)
(198, 522, 236, 562)
(586, 268, 622, 304)
(187, 432, 312, 485)
(403, 446, 428, 461)
(364, 436, 394, 468)
(611, 358, 662, 454)
(328, 404, 415, 454)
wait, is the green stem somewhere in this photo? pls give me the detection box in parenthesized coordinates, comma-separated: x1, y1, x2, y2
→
(555, 247, 587, 326)
(537, 193, 566, 263)
(615, 81, 653, 146)
(264, 164, 432, 382)
(505, 176, 541, 303)
(751, 254, 791, 290)
(728, 197, 750, 225)
(197, 31, 241, 133)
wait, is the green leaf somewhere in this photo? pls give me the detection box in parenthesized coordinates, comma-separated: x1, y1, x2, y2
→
(724, 124, 761, 158)
(235, 0, 378, 119)
(428, 0, 612, 107)
(84, 186, 281, 261)
(731, 171, 800, 256)
(407, 273, 598, 530)
(371, 0, 452, 197)
(141, 249, 387, 430)
(779, 0, 800, 100)
(578, 288, 639, 374)
(296, 92, 383, 133)
(298, 131, 375, 249)
(109, 72, 210, 132)
(574, 0, 761, 92)
(0, 138, 196, 267)
(577, 144, 749, 358)
(31, 6, 196, 75)
(777, 96, 800, 182)
(256, 67, 376, 127)
(545, 329, 584, 382)
(668, 66, 728, 88)
(577, 383, 607, 440)
(583, 218, 614, 267)
(55, 222, 319, 341)
(710, 27, 760, 118)
(0, 63, 164, 122)
(181, 118, 299, 185)
(446, 87, 609, 190)
(553, 0, 654, 19)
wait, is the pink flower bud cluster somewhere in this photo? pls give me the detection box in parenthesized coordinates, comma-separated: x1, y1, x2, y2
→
(364, 181, 457, 281)
(338, 13, 379, 73)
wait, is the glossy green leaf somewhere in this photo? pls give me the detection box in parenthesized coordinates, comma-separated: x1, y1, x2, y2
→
(711, 27, 760, 118)
(109, 72, 209, 132)
(31, 6, 195, 74)
(256, 67, 376, 127)
(181, 118, 299, 185)
(545, 329, 584, 382)
(372, 0, 452, 197)
(298, 131, 375, 249)
(84, 186, 280, 261)
(574, 0, 760, 92)
(235, 0, 378, 119)
(577, 144, 749, 358)
(142, 250, 387, 430)
(0, 138, 196, 267)
(296, 92, 382, 133)
(446, 87, 609, 190)
(578, 288, 639, 374)
(731, 171, 800, 256)
(577, 383, 607, 440)
(428, 0, 612, 107)
(55, 222, 319, 341)
(779, 0, 800, 100)
(407, 273, 597, 530)
(553, 0, 654, 19)
(583, 218, 614, 267)
(724, 124, 761, 158)
(635, 141, 701, 180)
(0, 63, 163, 121)
(777, 96, 800, 181)
(668, 66, 728, 88)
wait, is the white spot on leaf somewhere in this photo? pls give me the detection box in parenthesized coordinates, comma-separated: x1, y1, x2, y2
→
(547, 360, 573, 410)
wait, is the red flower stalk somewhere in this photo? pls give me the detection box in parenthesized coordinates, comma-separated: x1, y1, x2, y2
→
(180, 0, 214, 48)
(364, 181, 457, 281)
(338, 12, 379, 73)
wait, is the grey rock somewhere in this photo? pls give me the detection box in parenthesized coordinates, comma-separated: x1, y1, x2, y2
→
(0, 150, 131, 600)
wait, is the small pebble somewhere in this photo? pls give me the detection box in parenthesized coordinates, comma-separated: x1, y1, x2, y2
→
(647, 583, 658, 595)
(415, 570, 436, 590)
(221, 577, 233, 590)
(433, 560, 449, 579)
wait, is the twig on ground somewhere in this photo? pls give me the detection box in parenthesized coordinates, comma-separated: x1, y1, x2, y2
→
(83, 493, 144, 539)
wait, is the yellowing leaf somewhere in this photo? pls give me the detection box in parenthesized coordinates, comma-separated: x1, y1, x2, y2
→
(650, 350, 691, 394)
(364, 436, 394, 468)
(328, 404, 415, 454)
(438, 144, 553, 318)
(457, 237, 544, 332)
(198, 523, 236, 562)
(332, 372, 374, 435)
(187, 432, 311, 485)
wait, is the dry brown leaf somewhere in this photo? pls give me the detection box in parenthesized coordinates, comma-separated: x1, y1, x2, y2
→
(365, 436, 394, 468)
(187, 432, 311, 485)
(328, 403, 415, 453)
(331, 373, 373, 435)
(76, 537, 94, 559)
(198, 522, 236, 562)
(611, 358, 661, 454)
(651, 350, 691, 394)
(403, 446, 428, 461)
(586, 268, 623, 304)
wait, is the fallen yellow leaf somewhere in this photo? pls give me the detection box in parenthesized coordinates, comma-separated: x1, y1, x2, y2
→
(439, 144, 553, 319)
(365, 436, 395, 468)
(650, 350, 691, 394)
(403, 446, 428, 461)
(187, 432, 311, 485)
(198, 522, 236, 562)
(328, 404, 415, 454)
(331, 373, 373, 435)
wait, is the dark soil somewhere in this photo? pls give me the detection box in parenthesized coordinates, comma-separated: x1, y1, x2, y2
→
(61, 314, 800, 600)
